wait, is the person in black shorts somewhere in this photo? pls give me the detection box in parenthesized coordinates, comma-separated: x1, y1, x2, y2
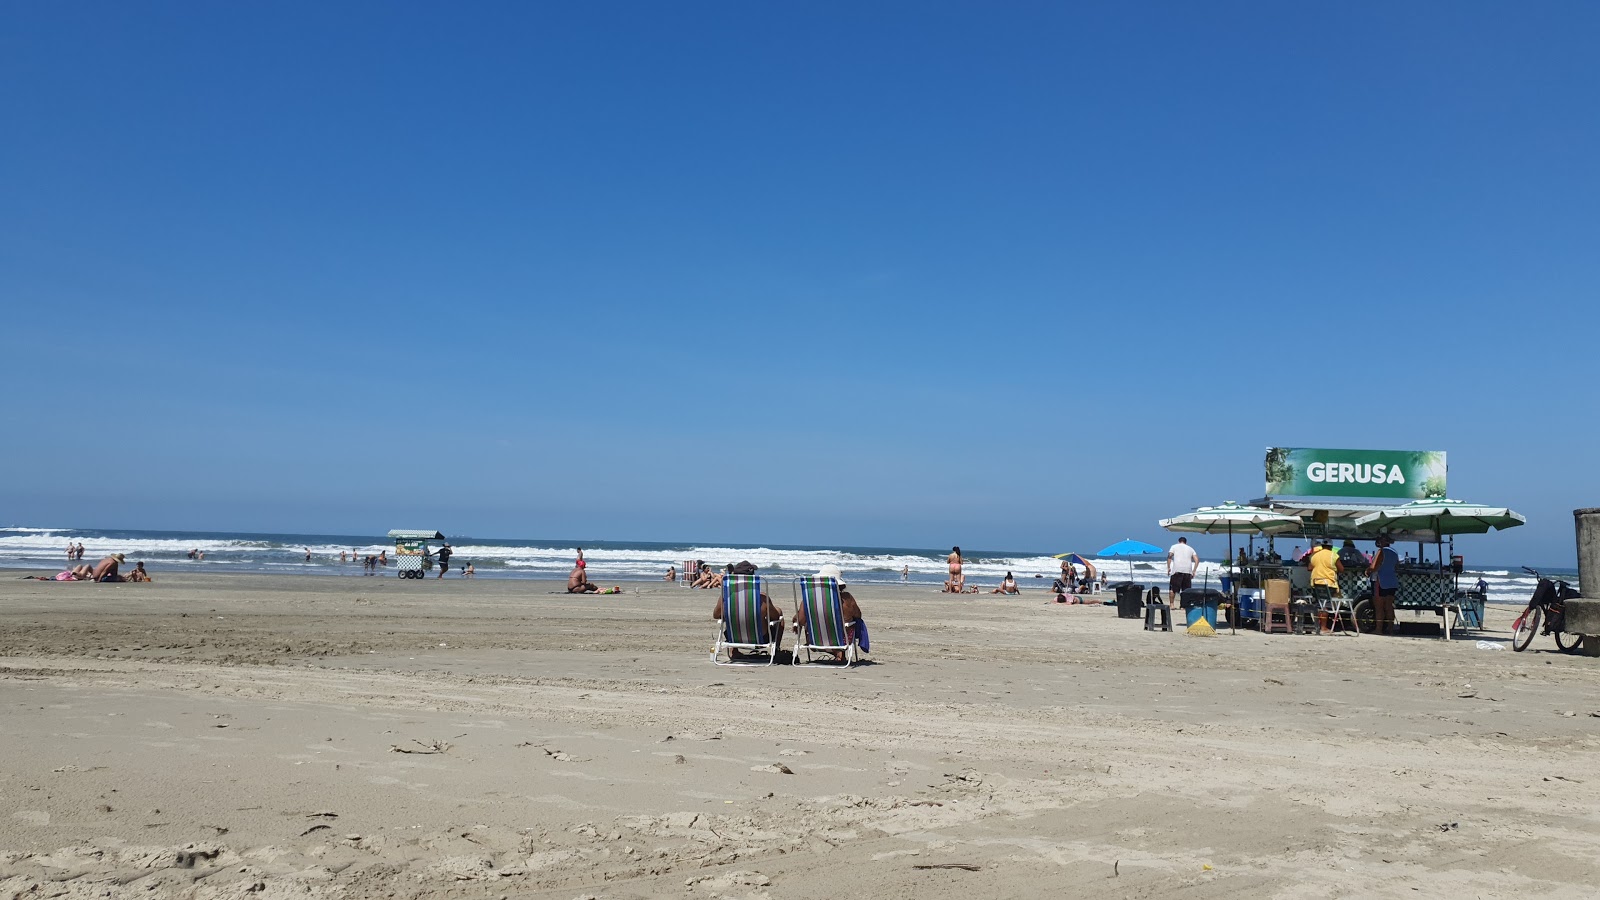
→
(435, 543, 453, 578)
(1167, 536, 1200, 608)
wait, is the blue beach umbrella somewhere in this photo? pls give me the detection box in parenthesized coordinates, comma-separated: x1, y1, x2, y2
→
(1097, 539, 1164, 557)
(1096, 538, 1166, 584)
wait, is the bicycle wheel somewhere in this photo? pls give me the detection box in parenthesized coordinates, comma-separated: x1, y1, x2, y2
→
(1556, 631, 1587, 654)
(1511, 608, 1541, 652)
(1353, 599, 1376, 635)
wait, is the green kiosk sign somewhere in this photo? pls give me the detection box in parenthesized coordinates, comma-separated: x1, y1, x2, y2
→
(1264, 448, 1446, 500)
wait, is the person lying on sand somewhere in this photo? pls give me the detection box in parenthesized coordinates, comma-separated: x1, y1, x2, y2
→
(793, 565, 868, 660)
(567, 560, 600, 593)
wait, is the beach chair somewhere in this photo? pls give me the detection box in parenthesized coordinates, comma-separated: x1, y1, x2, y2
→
(710, 575, 781, 666)
(792, 576, 860, 668)
(681, 560, 701, 587)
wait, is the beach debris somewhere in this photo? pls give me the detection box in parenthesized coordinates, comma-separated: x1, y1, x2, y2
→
(300, 824, 332, 837)
(1562, 711, 1577, 717)
(305, 811, 339, 819)
(1475, 641, 1504, 650)
(1263, 678, 1287, 686)
(913, 864, 982, 871)
(751, 764, 794, 775)
(391, 739, 451, 754)
(1436, 822, 1459, 832)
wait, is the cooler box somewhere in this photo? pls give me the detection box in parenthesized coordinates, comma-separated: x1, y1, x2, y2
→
(1114, 582, 1144, 618)
(1238, 590, 1263, 621)
(1181, 589, 1224, 627)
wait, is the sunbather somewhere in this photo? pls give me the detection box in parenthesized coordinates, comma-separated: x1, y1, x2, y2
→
(90, 553, 125, 582)
(567, 560, 600, 593)
(712, 583, 785, 657)
(794, 565, 868, 660)
(991, 572, 1020, 594)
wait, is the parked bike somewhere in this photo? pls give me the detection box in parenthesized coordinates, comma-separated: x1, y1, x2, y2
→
(1511, 567, 1585, 653)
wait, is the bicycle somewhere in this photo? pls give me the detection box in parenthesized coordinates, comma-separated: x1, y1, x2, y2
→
(1511, 567, 1585, 653)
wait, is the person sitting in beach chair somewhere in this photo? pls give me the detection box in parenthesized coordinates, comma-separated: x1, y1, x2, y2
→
(793, 565, 868, 666)
(711, 574, 785, 665)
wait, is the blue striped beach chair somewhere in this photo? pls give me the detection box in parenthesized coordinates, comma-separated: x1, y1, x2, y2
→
(792, 576, 860, 668)
(711, 575, 781, 666)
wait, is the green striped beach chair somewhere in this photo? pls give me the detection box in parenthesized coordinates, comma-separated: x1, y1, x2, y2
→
(711, 575, 781, 666)
(793, 576, 860, 668)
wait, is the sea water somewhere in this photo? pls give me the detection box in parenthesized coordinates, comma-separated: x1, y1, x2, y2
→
(0, 525, 1575, 607)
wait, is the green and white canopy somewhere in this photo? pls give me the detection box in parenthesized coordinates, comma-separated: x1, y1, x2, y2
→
(1352, 499, 1525, 536)
(1159, 501, 1302, 535)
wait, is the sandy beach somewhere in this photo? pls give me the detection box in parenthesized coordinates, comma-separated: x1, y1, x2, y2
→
(3, 572, 1599, 899)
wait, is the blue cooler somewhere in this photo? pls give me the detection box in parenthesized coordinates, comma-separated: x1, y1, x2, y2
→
(1238, 590, 1263, 621)
(1220, 575, 1233, 594)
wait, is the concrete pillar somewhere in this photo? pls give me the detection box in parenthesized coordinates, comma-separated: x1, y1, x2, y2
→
(1576, 508, 1600, 598)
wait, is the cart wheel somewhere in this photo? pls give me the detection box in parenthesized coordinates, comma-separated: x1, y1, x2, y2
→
(1353, 599, 1376, 635)
(1556, 631, 1586, 654)
(1511, 608, 1540, 652)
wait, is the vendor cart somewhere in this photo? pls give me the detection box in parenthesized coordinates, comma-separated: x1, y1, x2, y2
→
(388, 530, 445, 580)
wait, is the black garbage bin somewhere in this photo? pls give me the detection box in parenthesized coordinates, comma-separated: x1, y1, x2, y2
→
(1114, 582, 1144, 618)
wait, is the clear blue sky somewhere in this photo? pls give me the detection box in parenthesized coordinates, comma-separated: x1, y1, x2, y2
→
(3, 2, 1595, 564)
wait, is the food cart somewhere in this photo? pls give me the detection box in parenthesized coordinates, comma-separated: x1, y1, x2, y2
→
(1234, 500, 1480, 634)
(388, 530, 445, 580)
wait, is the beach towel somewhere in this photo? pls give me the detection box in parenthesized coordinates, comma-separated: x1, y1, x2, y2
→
(850, 618, 870, 653)
(54, 571, 76, 581)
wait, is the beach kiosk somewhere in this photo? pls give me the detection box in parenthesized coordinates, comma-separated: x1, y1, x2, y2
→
(388, 530, 445, 580)
(1182, 449, 1523, 637)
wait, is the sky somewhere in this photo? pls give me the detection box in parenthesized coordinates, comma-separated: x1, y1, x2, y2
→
(3, 1, 1596, 564)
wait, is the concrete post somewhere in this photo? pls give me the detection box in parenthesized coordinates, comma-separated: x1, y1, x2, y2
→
(1572, 509, 1600, 656)
(1577, 508, 1600, 597)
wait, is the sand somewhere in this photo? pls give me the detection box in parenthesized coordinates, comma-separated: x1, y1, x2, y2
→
(3, 571, 1599, 899)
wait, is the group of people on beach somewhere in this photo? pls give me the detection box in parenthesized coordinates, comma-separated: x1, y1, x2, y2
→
(63, 542, 86, 560)
(36, 552, 150, 583)
(667, 560, 729, 590)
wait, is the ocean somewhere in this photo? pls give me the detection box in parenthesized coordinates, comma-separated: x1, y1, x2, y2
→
(0, 525, 1576, 607)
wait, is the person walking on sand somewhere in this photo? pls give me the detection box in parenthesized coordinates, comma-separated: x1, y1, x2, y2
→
(1167, 537, 1199, 609)
(435, 543, 453, 578)
(947, 547, 964, 592)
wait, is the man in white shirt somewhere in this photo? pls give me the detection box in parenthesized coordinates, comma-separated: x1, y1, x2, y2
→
(1167, 537, 1199, 609)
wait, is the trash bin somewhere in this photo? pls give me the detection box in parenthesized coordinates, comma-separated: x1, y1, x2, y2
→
(1181, 589, 1224, 627)
(1114, 582, 1144, 619)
